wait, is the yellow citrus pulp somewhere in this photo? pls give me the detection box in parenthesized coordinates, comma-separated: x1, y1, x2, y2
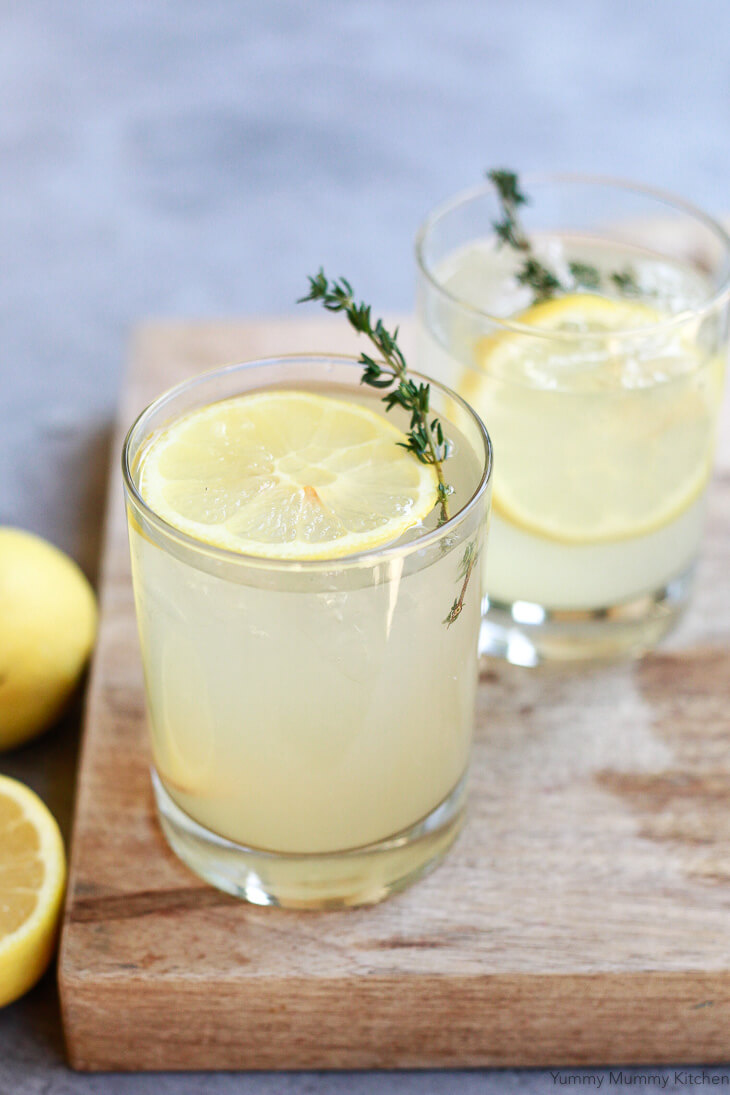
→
(0, 775, 66, 1007)
(466, 294, 718, 544)
(139, 390, 439, 558)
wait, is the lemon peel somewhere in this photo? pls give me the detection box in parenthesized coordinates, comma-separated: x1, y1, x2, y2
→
(139, 391, 439, 559)
(467, 295, 715, 544)
(0, 775, 66, 1008)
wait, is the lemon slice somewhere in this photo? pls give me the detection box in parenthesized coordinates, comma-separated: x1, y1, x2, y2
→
(0, 775, 66, 1007)
(466, 294, 718, 544)
(139, 391, 439, 559)
(491, 292, 660, 335)
(473, 294, 664, 387)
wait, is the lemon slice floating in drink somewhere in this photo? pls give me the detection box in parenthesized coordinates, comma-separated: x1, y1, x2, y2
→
(140, 391, 439, 559)
(466, 293, 718, 544)
(0, 776, 66, 1007)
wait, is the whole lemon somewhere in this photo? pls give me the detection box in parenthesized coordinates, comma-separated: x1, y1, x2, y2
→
(0, 528, 97, 751)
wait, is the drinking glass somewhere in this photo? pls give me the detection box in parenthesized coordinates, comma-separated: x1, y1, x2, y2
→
(123, 355, 492, 908)
(416, 175, 730, 665)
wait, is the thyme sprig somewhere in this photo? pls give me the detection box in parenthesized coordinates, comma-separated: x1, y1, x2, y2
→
(299, 270, 453, 524)
(299, 271, 481, 626)
(488, 170, 563, 301)
(487, 169, 641, 302)
(444, 541, 478, 627)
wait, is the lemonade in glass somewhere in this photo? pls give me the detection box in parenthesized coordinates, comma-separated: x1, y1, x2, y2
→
(123, 354, 492, 908)
(416, 174, 730, 664)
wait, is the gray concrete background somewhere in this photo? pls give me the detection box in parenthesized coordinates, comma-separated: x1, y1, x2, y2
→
(1, 1, 730, 1091)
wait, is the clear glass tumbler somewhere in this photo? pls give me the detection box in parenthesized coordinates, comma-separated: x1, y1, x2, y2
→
(122, 355, 492, 908)
(416, 174, 730, 665)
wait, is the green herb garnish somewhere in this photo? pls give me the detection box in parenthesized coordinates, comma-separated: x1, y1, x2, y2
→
(516, 257, 563, 299)
(300, 270, 480, 625)
(299, 270, 453, 524)
(488, 169, 564, 301)
(567, 261, 602, 290)
(443, 541, 478, 627)
(610, 269, 641, 296)
(487, 169, 641, 302)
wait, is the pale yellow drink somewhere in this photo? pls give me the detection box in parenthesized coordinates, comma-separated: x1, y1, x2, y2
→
(417, 185, 730, 662)
(420, 242, 721, 608)
(123, 357, 492, 906)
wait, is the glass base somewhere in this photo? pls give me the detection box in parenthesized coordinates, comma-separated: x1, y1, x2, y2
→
(479, 566, 694, 667)
(152, 770, 466, 910)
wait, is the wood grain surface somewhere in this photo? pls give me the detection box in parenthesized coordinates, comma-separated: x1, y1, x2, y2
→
(58, 308, 730, 1071)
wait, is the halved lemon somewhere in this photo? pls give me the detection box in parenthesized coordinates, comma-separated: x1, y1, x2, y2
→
(0, 775, 66, 1007)
(139, 391, 439, 559)
(465, 294, 719, 544)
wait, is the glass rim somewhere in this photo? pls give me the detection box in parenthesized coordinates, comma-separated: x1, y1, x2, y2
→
(415, 171, 730, 340)
(122, 353, 493, 573)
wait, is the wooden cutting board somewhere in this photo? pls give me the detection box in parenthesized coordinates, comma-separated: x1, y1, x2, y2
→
(59, 309, 730, 1072)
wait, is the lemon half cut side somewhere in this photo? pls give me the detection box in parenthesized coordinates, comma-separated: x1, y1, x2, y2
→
(468, 294, 717, 544)
(0, 775, 66, 1008)
(139, 390, 440, 559)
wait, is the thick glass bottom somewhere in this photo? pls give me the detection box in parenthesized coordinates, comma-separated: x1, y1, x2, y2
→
(479, 565, 694, 667)
(152, 770, 466, 910)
